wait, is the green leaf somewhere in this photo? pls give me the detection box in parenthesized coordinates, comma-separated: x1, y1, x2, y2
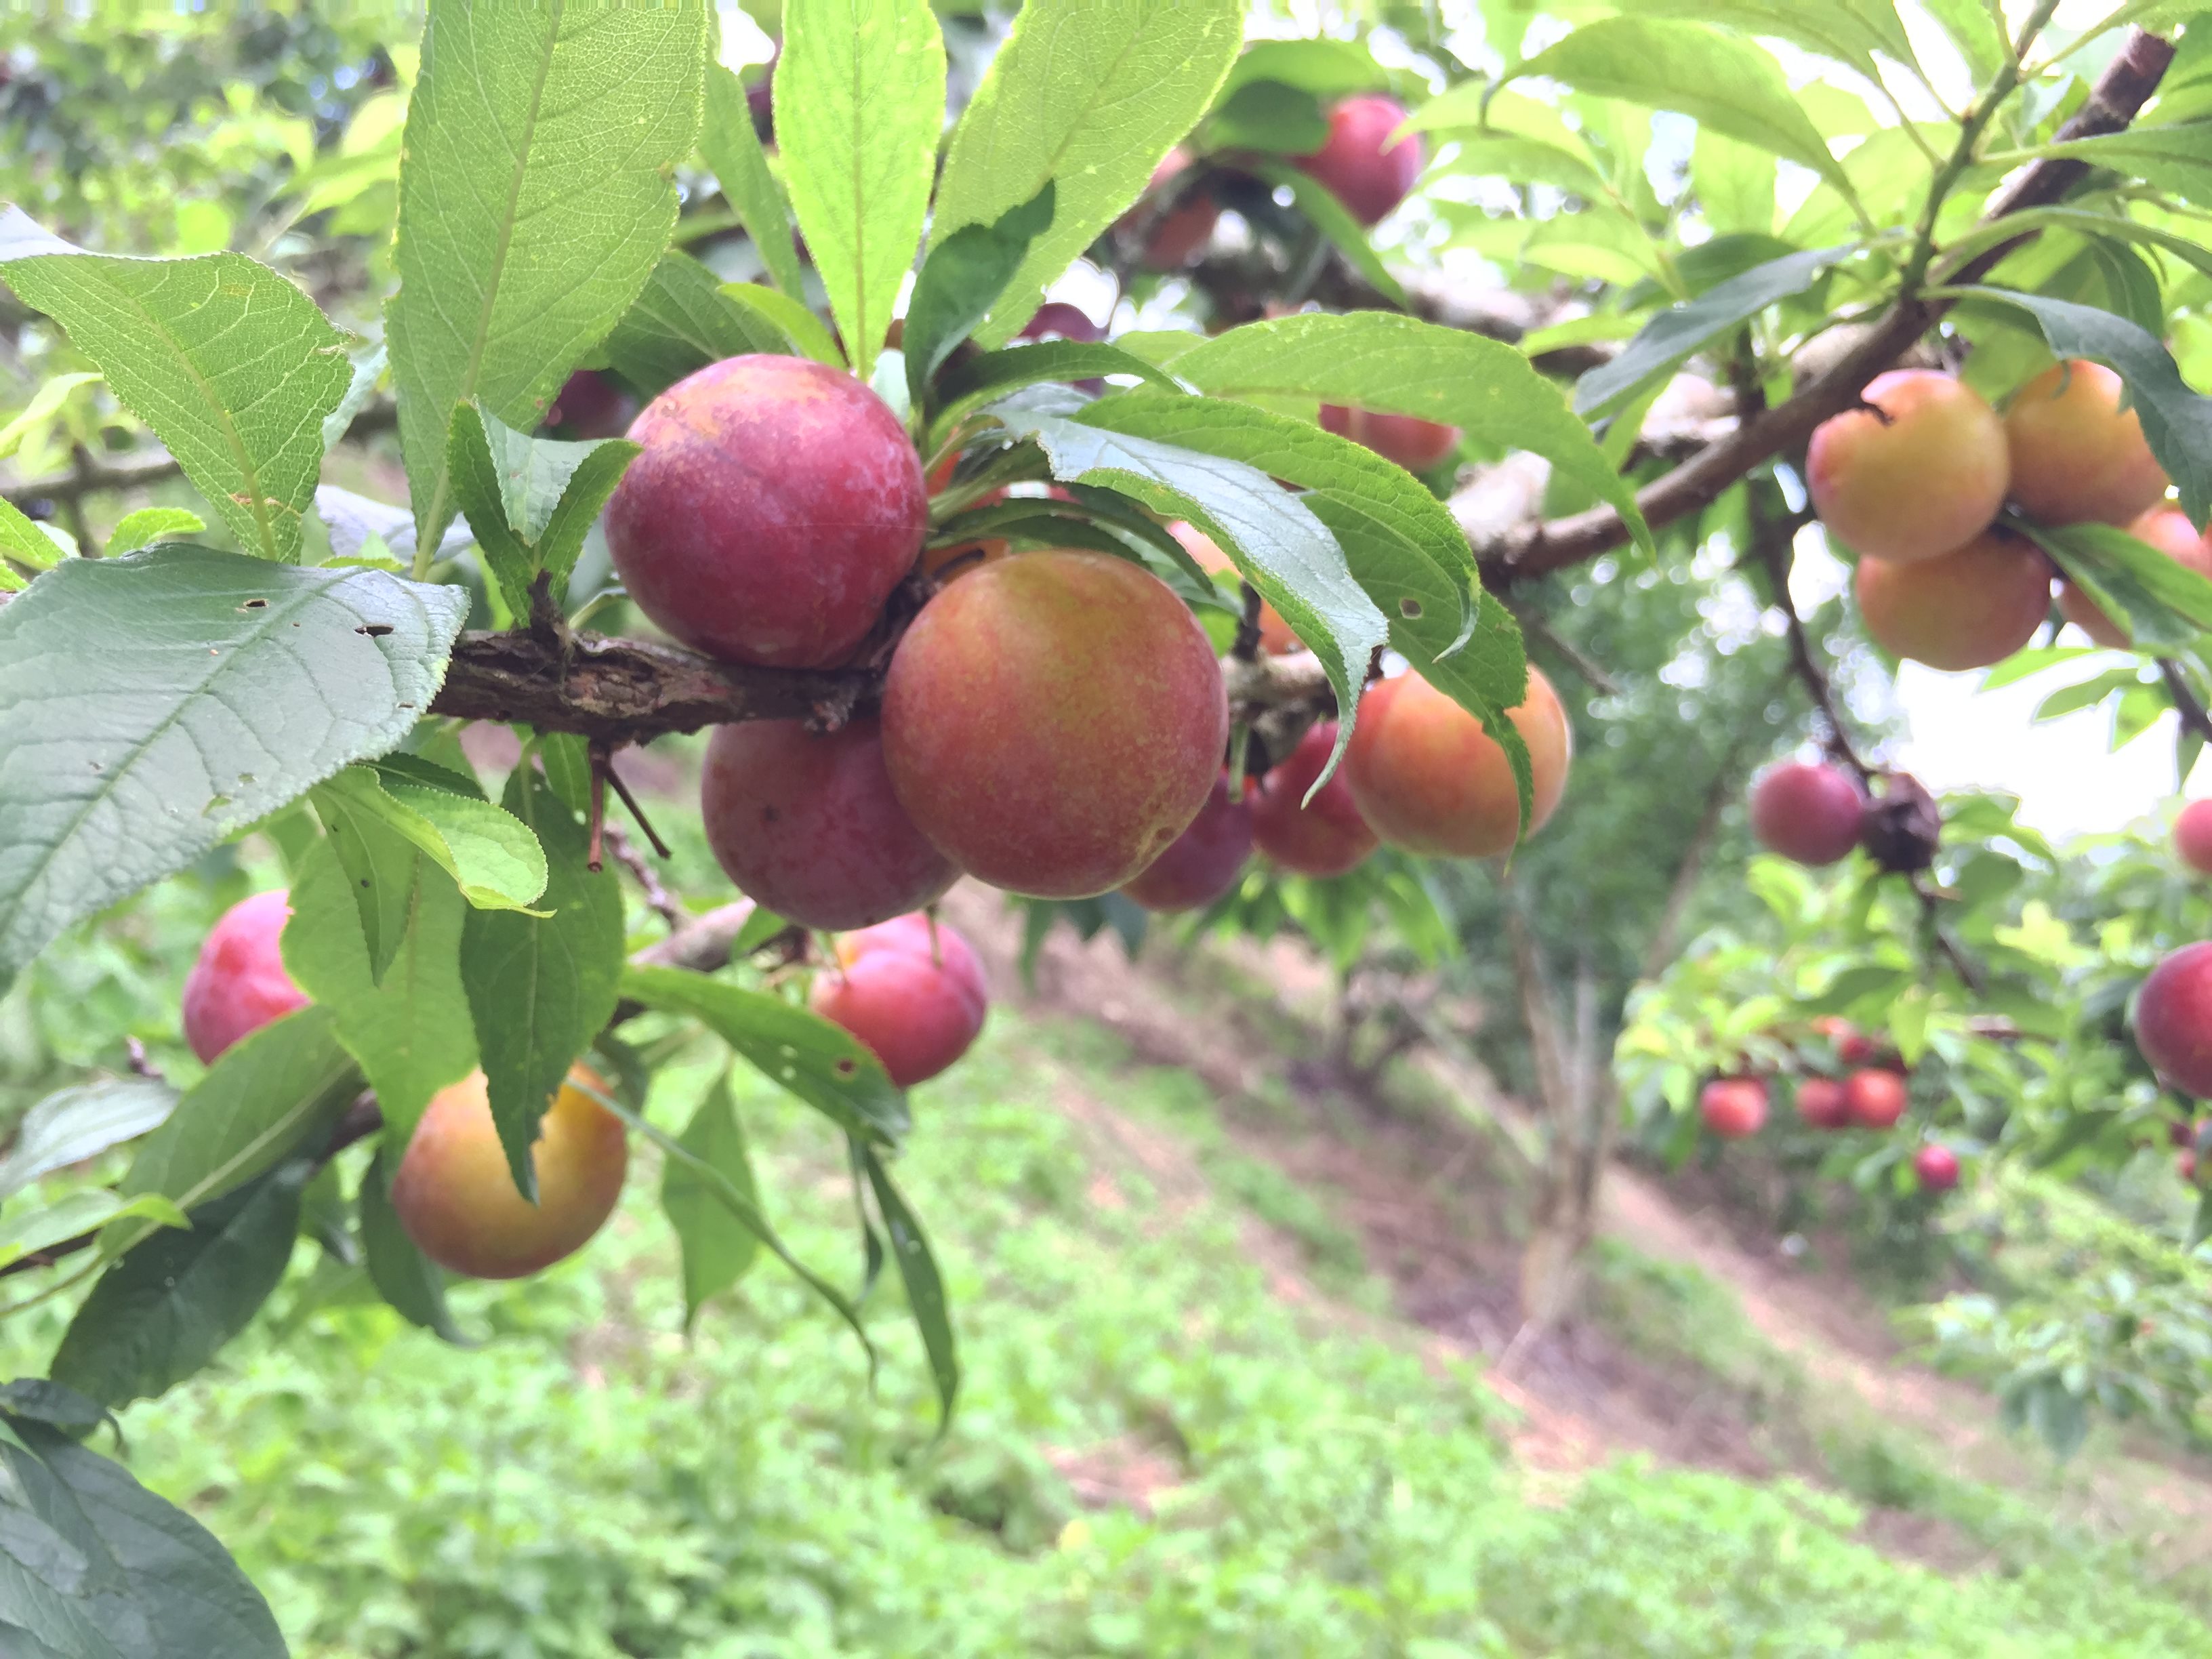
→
(1576, 245, 1856, 417)
(1172, 312, 1656, 558)
(1427, 135, 1612, 199)
(777, 0, 945, 385)
(0, 1192, 186, 1271)
(2033, 121, 2212, 207)
(385, 2, 707, 556)
(619, 965, 909, 1146)
(932, 339, 1189, 429)
(447, 403, 638, 621)
(0, 545, 468, 991)
(1206, 81, 1329, 155)
(0, 1081, 177, 1202)
(103, 507, 206, 557)
(1946, 287, 2212, 527)
(0, 370, 101, 462)
(359, 1140, 467, 1344)
(283, 831, 477, 1152)
(1513, 19, 1858, 213)
(991, 397, 1387, 787)
(459, 764, 625, 1202)
(905, 184, 1057, 413)
(2020, 520, 2212, 654)
(0, 1414, 287, 1657)
(314, 764, 547, 914)
(0, 208, 350, 563)
(1919, 0, 2008, 84)
(1221, 38, 1381, 99)
(51, 1160, 310, 1409)
(1246, 157, 1410, 306)
(1639, 0, 1917, 84)
(720, 281, 847, 369)
(859, 1139, 958, 1431)
(933, 0, 1244, 349)
(661, 1073, 763, 1328)
(701, 62, 806, 300)
(112, 1005, 359, 1256)
(0, 496, 66, 586)
(601, 252, 790, 399)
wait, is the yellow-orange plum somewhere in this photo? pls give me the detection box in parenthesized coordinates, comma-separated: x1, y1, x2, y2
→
(1806, 370, 2009, 564)
(1853, 529, 2051, 671)
(2003, 360, 2169, 528)
(1344, 668, 1572, 859)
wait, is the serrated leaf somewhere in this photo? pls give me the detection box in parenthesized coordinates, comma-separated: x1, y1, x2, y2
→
(386, 2, 707, 555)
(719, 281, 846, 369)
(0, 497, 66, 585)
(322, 340, 386, 452)
(447, 403, 638, 621)
(282, 830, 476, 1152)
(1206, 81, 1329, 155)
(1513, 19, 1858, 212)
(777, 0, 945, 385)
(1172, 311, 1656, 557)
(0, 1415, 286, 1657)
(933, 339, 1187, 430)
(1639, 0, 1917, 84)
(0, 370, 101, 462)
(359, 1140, 467, 1344)
(905, 185, 1057, 413)
(620, 965, 908, 1146)
(459, 764, 624, 1202)
(0, 544, 467, 992)
(0, 1192, 186, 1271)
(991, 399, 1387, 787)
(2035, 121, 2212, 207)
(1949, 287, 2212, 527)
(701, 62, 806, 300)
(102, 508, 205, 558)
(1576, 245, 1856, 417)
(0, 208, 350, 563)
(858, 1139, 957, 1431)
(1248, 157, 1410, 305)
(2021, 520, 2212, 654)
(1919, 0, 2008, 83)
(112, 1006, 358, 1257)
(601, 251, 788, 400)
(313, 764, 546, 914)
(661, 1073, 763, 1328)
(52, 1160, 310, 1409)
(1221, 38, 1381, 100)
(0, 1082, 178, 1202)
(933, 0, 1244, 348)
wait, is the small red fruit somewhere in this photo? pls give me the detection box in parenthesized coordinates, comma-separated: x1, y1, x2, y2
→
(1295, 95, 1422, 226)
(1912, 1143, 1961, 1191)
(2182, 1147, 2200, 1183)
(1318, 404, 1460, 474)
(1700, 1076, 1769, 1139)
(1121, 773, 1254, 913)
(1844, 1068, 1909, 1129)
(182, 889, 310, 1063)
(811, 914, 988, 1087)
(1749, 762, 1866, 867)
(1796, 1077, 1851, 1130)
(1249, 722, 1379, 878)
(1812, 1016, 1878, 1065)
(2137, 941, 2212, 1098)
(2176, 800, 2212, 875)
(1126, 148, 1218, 270)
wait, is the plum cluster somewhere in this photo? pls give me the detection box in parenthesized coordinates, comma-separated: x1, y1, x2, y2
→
(1697, 1018, 1953, 1191)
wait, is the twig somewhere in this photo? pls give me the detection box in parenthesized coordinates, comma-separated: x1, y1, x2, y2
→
(1509, 604, 1619, 696)
(602, 762, 672, 860)
(123, 1038, 162, 1082)
(586, 741, 609, 873)
(603, 823, 683, 927)
(0, 403, 397, 512)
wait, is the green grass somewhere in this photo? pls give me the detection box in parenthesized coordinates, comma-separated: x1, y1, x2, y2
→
(5, 998, 2209, 1657)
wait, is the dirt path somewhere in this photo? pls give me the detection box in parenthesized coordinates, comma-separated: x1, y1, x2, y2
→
(944, 884, 2212, 1568)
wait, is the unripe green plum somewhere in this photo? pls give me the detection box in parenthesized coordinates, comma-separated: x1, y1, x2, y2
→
(1296, 95, 1422, 226)
(1344, 668, 1572, 859)
(2003, 360, 2169, 528)
(2057, 506, 2212, 647)
(1122, 773, 1254, 911)
(1807, 370, 2009, 565)
(1748, 761, 1865, 867)
(1319, 404, 1460, 474)
(2137, 941, 2212, 1097)
(605, 354, 926, 668)
(700, 716, 957, 931)
(390, 1067, 626, 1280)
(882, 551, 1228, 898)
(2177, 799, 2212, 875)
(182, 888, 310, 1063)
(1249, 722, 1378, 877)
(1853, 529, 2051, 671)
(811, 914, 987, 1087)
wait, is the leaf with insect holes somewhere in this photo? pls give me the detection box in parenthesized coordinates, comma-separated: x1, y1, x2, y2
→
(933, 0, 1244, 348)
(777, 0, 945, 386)
(602, 253, 788, 398)
(385, 3, 705, 554)
(447, 403, 638, 621)
(0, 207, 350, 562)
(991, 397, 1387, 789)
(0, 545, 467, 995)
(702, 63, 806, 300)
(662, 1073, 764, 1328)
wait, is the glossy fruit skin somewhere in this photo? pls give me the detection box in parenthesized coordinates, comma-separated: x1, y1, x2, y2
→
(1128, 148, 1218, 270)
(2137, 941, 2212, 1097)
(2003, 360, 2169, 529)
(700, 716, 957, 931)
(1122, 773, 1254, 911)
(183, 889, 310, 1063)
(1250, 722, 1378, 878)
(1796, 1077, 1851, 1130)
(1345, 668, 1572, 859)
(2177, 800, 2212, 875)
(2059, 506, 2212, 647)
(1913, 1143, 1961, 1191)
(605, 354, 926, 668)
(811, 915, 987, 1087)
(1748, 762, 1866, 867)
(1807, 370, 2009, 565)
(391, 1067, 627, 1280)
(1854, 529, 2052, 672)
(1700, 1077, 1768, 1139)
(1844, 1068, 1910, 1130)
(1296, 95, 1422, 226)
(882, 551, 1229, 899)
(1172, 520, 1299, 654)
(1319, 404, 1460, 474)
